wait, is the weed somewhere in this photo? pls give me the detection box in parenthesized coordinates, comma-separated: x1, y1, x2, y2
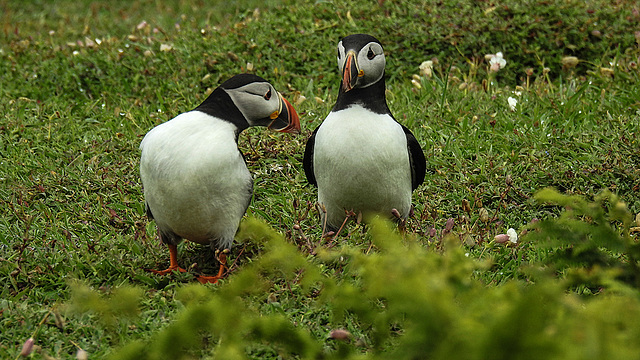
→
(1, 0, 639, 358)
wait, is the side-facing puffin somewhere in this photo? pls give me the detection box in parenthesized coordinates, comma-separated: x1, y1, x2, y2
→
(140, 73, 300, 284)
(303, 34, 426, 231)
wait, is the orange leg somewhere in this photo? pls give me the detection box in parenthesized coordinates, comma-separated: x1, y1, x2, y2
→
(195, 251, 227, 284)
(148, 243, 187, 275)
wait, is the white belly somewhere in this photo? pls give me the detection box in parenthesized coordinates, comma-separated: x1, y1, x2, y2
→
(313, 105, 412, 228)
(140, 112, 252, 249)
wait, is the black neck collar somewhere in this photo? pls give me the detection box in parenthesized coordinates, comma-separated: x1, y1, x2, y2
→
(332, 74, 390, 115)
(194, 87, 249, 134)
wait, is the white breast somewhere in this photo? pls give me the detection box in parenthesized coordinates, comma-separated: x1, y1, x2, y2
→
(140, 111, 251, 248)
(313, 105, 412, 228)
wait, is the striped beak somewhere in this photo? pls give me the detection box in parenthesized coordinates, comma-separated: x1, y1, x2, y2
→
(268, 94, 300, 134)
(342, 50, 363, 92)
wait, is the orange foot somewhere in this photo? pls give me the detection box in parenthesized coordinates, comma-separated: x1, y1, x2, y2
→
(148, 265, 187, 275)
(195, 251, 228, 284)
(147, 243, 187, 275)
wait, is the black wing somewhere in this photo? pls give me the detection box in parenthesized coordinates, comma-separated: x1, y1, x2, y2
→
(302, 127, 319, 186)
(145, 202, 154, 219)
(400, 124, 426, 190)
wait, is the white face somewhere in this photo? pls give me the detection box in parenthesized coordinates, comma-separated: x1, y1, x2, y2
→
(337, 40, 385, 88)
(224, 82, 281, 125)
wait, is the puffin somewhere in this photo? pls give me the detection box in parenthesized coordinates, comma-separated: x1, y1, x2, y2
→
(140, 73, 300, 284)
(302, 34, 426, 232)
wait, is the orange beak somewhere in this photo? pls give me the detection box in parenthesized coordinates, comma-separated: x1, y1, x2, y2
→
(268, 95, 300, 134)
(342, 51, 363, 92)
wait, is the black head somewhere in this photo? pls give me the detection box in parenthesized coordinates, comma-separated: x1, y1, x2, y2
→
(333, 34, 389, 114)
(337, 34, 386, 93)
(196, 74, 300, 134)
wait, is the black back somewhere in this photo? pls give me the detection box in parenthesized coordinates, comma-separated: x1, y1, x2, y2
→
(401, 124, 427, 189)
(302, 127, 319, 186)
(194, 74, 269, 134)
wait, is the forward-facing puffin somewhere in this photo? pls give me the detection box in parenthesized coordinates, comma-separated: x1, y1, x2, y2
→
(303, 34, 426, 231)
(140, 74, 300, 283)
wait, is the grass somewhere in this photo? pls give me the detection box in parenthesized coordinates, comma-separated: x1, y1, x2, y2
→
(1, 0, 639, 358)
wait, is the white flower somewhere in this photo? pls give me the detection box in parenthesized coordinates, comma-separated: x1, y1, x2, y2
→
(160, 43, 173, 52)
(295, 95, 307, 105)
(507, 228, 518, 243)
(507, 97, 517, 111)
(419, 60, 433, 77)
(84, 37, 96, 48)
(561, 56, 579, 69)
(20, 338, 35, 356)
(489, 52, 506, 72)
(136, 20, 148, 30)
(76, 349, 89, 360)
(494, 234, 509, 243)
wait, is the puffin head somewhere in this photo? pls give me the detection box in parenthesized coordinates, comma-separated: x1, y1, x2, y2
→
(221, 74, 300, 134)
(337, 34, 386, 93)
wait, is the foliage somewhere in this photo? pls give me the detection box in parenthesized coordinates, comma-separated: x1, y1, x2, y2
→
(68, 282, 144, 330)
(1, 0, 639, 358)
(528, 188, 640, 293)
(67, 218, 640, 360)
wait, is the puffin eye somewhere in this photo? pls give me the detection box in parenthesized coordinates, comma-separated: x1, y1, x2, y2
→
(367, 47, 375, 60)
(264, 89, 272, 100)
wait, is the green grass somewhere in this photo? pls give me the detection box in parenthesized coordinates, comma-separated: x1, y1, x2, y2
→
(1, 0, 640, 358)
